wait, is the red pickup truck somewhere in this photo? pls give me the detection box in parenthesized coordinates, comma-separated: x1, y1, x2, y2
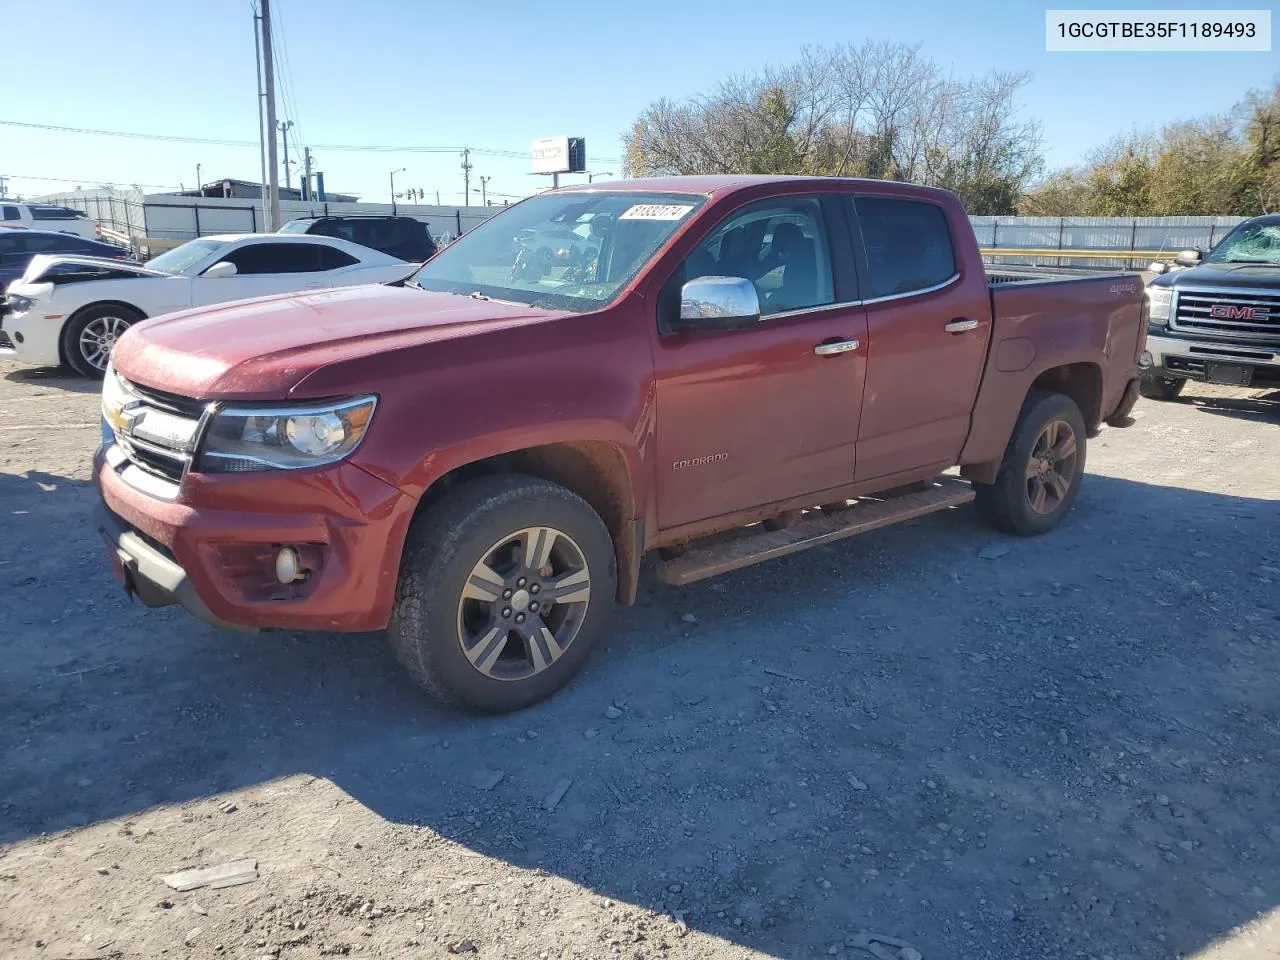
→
(96, 176, 1145, 712)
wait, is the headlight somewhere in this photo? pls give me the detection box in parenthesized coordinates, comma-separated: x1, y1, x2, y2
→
(6, 294, 32, 315)
(199, 396, 377, 473)
(101, 362, 131, 438)
(1145, 286, 1173, 323)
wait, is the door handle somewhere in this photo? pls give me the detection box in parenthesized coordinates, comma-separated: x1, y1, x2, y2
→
(944, 318, 979, 333)
(813, 338, 861, 357)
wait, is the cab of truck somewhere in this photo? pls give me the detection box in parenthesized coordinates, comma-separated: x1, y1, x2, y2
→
(1142, 213, 1280, 399)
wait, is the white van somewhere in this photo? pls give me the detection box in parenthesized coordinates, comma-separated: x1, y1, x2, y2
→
(0, 202, 99, 241)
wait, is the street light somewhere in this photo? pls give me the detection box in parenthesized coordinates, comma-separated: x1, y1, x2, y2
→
(390, 167, 405, 214)
(587, 171, 613, 184)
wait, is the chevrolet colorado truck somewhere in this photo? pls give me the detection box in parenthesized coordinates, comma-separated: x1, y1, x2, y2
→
(1142, 213, 1280, 400)
(95, 176, 1145, 712)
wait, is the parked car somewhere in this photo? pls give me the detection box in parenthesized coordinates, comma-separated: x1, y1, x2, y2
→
(1141, 212, 1280, 400)
(0, 233, 412, 377)
(95, 176, 1145, 712)
(1, 201, 100, 240)
(0, 230, 129, 289)
(279, 215, 438, 262)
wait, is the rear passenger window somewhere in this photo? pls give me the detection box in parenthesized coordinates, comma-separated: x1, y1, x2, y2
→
(852, 197, 956, 299)
(316, 246, 360, 270)
(2, 206, 21, 221)
(220, 242, 320, 274)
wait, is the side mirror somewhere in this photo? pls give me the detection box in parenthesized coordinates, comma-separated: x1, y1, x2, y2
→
(1148, 261, 1169, 274)
(676, 276, 761, 331)
(202, 260, 238, 279)
(1174, 248, 1202, 267)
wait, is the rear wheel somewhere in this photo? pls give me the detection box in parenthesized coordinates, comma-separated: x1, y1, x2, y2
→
(388, 474, 616, 712)
(974, 391, 1087, 537)
(62, 303, 143, 378)
(1139, 371, 1186, 401)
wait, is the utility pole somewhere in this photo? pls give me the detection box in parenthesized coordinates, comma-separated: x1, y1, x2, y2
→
(261, 0, 281, 230)
(279, 120, 294, 190)
(195, 163, 202, 195)
(460, 148, 472, 207)
(253, 4, 268, 229)
(302, 147, 313, 201)
(479, 175, 491, 206)
(390, 167, 405, 215)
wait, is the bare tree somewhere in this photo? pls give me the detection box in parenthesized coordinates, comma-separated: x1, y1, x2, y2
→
(623, 42, 1044, 213)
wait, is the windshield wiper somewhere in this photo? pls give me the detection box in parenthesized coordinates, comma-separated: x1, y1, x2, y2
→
(1219, 258, 1280, 265)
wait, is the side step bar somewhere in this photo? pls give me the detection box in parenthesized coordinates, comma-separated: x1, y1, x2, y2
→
(654, 476, 975, 586)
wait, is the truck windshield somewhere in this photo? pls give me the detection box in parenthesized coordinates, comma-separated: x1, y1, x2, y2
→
(1205, 222, 1280, 266)
(146, 238, 229, 275)
(406, 192, 706, 311)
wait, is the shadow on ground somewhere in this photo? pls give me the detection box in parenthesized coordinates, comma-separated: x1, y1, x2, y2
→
(3, 365, 100, 394)
(1, 468, 1277, 959)
(1182, 387, 1280, 424)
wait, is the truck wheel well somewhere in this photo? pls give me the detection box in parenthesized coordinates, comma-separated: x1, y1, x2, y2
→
(414, 442, 641, 605)
(58, 301, 148, 367)
(1031, 362, 1101, 432)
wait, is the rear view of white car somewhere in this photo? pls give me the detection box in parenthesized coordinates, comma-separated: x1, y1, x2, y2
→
(0, 233, 412, 377)
(1, 202, 100, 241)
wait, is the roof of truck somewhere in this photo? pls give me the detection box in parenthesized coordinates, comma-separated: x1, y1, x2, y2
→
(555, 175, 957, 203)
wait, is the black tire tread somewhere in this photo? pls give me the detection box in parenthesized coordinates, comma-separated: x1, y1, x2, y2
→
(1138, 371, 1186, 401)
(973, 390, 1087, 537)
(388, 473, 614, 711)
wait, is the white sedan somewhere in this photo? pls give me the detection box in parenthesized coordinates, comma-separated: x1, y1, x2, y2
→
(0, 233, 413, 377)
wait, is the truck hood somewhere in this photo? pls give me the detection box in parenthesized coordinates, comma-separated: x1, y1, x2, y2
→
(1153, 261, 1280, 291)
(111, 283, 564, 399)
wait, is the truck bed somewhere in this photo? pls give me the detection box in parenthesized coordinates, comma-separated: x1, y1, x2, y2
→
(956, 270, 1146, 476)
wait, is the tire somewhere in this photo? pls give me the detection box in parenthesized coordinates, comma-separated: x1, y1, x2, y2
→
(973, 390, 1087, 537)
(62, 303, 143, 378)
(1138, 370, 1186, 402)
(388, 474, 617, 712)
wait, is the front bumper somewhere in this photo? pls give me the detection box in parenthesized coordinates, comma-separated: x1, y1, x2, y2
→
(1145, 330, 1280, 386)
(0, 304, 61, 366)
(94, 444, 419, 632)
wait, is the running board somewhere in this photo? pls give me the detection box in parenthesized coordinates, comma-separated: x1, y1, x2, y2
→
(654, 477, 975, 586)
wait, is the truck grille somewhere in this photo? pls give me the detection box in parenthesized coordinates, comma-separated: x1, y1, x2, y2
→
(1172, 288, 1280, 343)
(109, 376, 207, 486)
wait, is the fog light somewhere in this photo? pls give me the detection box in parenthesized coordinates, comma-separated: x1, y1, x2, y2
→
(274, 547, 301, 584)
(1139, 350, 1154, 369)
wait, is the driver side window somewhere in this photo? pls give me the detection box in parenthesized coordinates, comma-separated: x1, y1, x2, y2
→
(681, 197, 835, 316)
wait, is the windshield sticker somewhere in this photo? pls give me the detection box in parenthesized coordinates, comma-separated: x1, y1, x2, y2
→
(619, 204, 696, 222)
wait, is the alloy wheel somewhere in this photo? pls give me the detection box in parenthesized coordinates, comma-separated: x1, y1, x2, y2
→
(1024, 418, 1078, 515)
(455, 526, 592, 681)
(79, 315, 131, 372)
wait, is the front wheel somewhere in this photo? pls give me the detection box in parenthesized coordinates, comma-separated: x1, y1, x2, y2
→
(1139, 371, 1186, 402)
(62, 303, 143, 378)
(973, 391, 1087, 537)
(388, 474, 616, 712)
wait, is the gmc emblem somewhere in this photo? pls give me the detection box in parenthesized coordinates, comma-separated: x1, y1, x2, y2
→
(1209, 304, 1268, 321)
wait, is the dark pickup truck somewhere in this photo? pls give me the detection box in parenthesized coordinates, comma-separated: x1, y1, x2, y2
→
(1142, 212, 1280, 399)
(96, 175, 1145, 712)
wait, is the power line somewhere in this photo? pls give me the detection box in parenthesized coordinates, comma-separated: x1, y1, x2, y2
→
(0, 119, 626, 163)
(2, 172, 181, 190)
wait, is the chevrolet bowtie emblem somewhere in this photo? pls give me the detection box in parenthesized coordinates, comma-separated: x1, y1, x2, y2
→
(105, 399, 142, 436)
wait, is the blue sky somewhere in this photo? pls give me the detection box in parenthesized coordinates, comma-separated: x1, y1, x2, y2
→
(3, 0, 1276, 204)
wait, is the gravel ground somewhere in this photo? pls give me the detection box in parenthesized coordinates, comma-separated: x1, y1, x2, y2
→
(1, 360, 1278, 960)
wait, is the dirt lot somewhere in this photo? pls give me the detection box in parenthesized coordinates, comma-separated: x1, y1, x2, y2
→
(1, 360, 1277, 960)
